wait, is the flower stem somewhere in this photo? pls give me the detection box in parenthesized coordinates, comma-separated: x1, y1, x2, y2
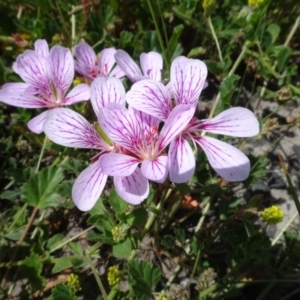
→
(1, 136, 48, 290)
(271, 211, 298, 246)
(206, 40, 250, 121)
(278, 154, 300, 216)
(208, 16, 223, 63)
(87, 257, 108, 300)
(146, 0, 170, 69)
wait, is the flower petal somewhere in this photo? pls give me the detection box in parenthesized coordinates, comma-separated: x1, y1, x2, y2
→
(16, 50, 50, 90)
(64, 84, 90, 105)
(98, 104, 138, 151)
(169, 137, 195, 183)
(0, 88, 46, 108)
(72, 162, 108, 211)
(34, 39, 49, 58)
(43, 108, 104, 149)
(198, 107, 260, 137)
(141, 155, 168, 183)
(28, 110, 50, 134)
(99, 153, 140, 176)
(159, 104, 195, 149)
(171, 56, 207, 106)
(140, 52, 163, 81)
(49, 45, 74, 95)
(114, 50, 145, 82)
(195, 136, 250, 181)
(114, 168, 149, 205)
(90, 77, 125, 116)
(109, 65, 125, 79)
(99, 48, 117, 75)
(74, 42, 97, 75)
(126, 79, 171, 121)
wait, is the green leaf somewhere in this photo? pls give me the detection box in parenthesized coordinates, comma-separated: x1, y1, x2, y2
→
(175, 182, 190, 196)
(71, 257, 88, 269)
(113, 237, 132, 259)
(20, 253, 46, 290)
(275, 45, 292, 72)
(110, 188, 128, 214)
(219, 74, 240, 106)
(47, 234, 65, 251)
(21, 166, 64, 209)
(68, 242, 84, 257)
(167, 24, 184, 59)
(0, 189, 20, 200)
(205, 60, 225, 75)
(266, 23, 280, 45)
(56, 180, 74, 199)
(49, 283, 78, 300)
(126, 208, 148, 226)
(52, 257, 73, 273)
(89, 198, 107, 216)
(187, 47, 206, 58)
(128, 259, 161, 300)
(174, 227, 186, 244)
(88, 214, 113, 232)
(87, 231, 115, 244)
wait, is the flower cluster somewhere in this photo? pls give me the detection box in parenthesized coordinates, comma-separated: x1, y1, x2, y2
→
(0, 39, 259, 211)
(261, 205, 284, 224)
(107, 266, 122, 287)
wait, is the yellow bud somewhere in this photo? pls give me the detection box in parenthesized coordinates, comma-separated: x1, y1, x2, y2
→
(248, 0, 265, 8)
(66, 273, 81, 292)
(261, 205, 284, 224)
(107, 266, 122, 287)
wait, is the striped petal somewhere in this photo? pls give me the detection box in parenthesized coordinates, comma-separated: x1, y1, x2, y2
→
(43, 108, 104, 149)
(114, 168, 149, 205)
(28, 110, 50, 134)
(98, 104, 138, 151)
(34, 39, 49, 58)
(49, 45, 74, 95)
(169, 137, 195, 183)
(90, 77, 125, 116)
(141, 155, 168, 183)
(15, 50, 50, 90)
(114, 50, 145, 82)
(72, 162, 108, 211)
(171, 56, 207, 106)
(126, 79, 171, 121)
(64, 84, 90, 105)
(195, 136, 250, 181)
(198, 107, 260, 137)
(159, 104, 195, 150)
(0, 88, 46, 108)
(99, 48, 117, 75)
(99, 153, 140, 176)
(140, 52, 163, 81)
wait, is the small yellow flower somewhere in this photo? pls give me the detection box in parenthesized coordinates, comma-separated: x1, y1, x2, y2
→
(66, 273, 81, 292)
(111, 225, 128, 243)
(107, 266, 122, 287)
(73, 77, 85, 86)
(261, 206, 284, 224)
(248, 0, 265, 8)
(203, 0, 215, 14)
(155, 295, 168, 300)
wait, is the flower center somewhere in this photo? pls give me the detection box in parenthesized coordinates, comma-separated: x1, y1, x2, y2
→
(89, 61, 109, 78)
(134, 126, 160, 160)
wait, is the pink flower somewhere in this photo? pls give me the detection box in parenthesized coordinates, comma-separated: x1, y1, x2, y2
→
(43, 77, 126, 211)
(125, 56, 259, 182)
(0, 39, 90, 134)
(74, 42, 124, 81)
(114, 49, 163, 83)
(97, 103, 195, 193)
